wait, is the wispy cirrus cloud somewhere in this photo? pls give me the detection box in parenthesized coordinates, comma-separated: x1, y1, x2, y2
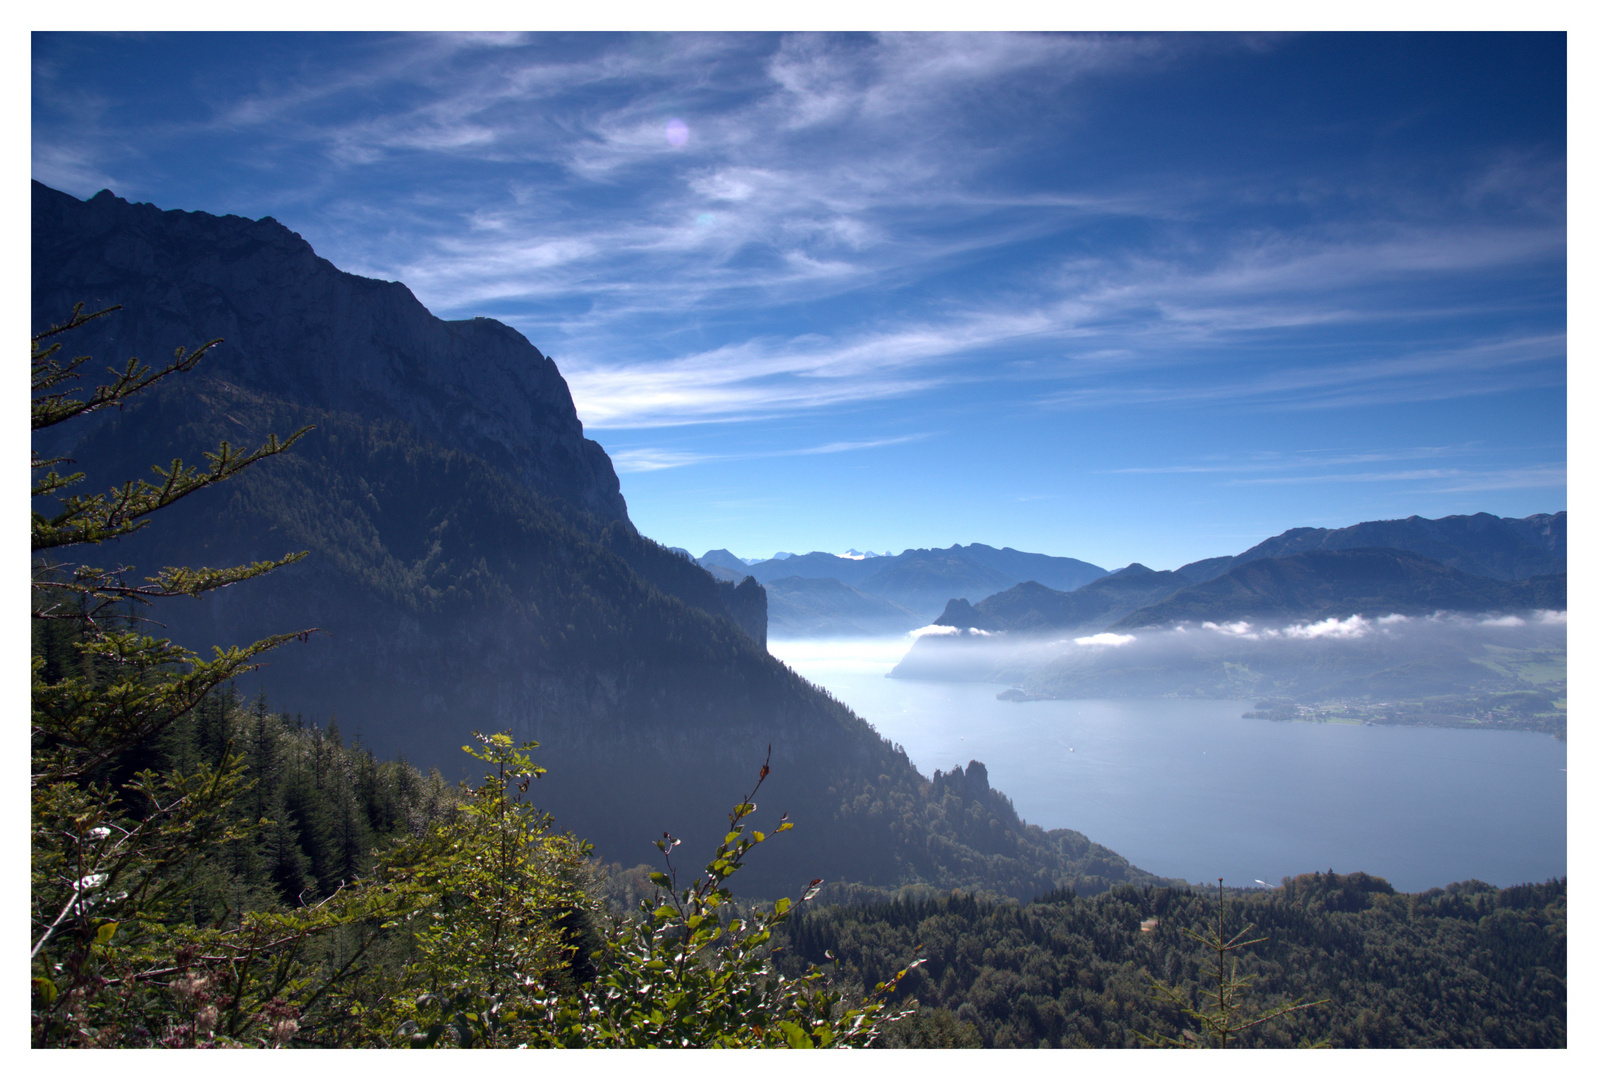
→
(40, 33, 1556, 438)
(565, 311, 1053, 429)
(1107, 445, 1492, 476)
(609, 432, 931, 473)
(33, 32, 1565, 554)
(1230, 464, 1567, 492)
(1038, 333, 1566, 413)
(1105, 449, 1565, 495)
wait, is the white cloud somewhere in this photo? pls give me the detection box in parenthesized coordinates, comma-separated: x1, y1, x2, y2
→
(608, 448, 718, 473)
(1481, 615, 1527, 627)
(1202, 620, 1256, 638)
(1074, 632, 1136, 646)
(1283, 615, 1372, 640)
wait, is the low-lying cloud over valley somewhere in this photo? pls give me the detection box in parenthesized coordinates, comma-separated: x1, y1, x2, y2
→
(891, 610, 1567, 705)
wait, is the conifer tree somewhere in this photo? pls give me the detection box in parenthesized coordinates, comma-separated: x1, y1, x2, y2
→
(1143, 879, 1327, 1048)
(29, 305, 337, 1045)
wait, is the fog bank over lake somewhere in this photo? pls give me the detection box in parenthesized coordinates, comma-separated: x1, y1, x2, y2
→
(770, 637, 1567, 893)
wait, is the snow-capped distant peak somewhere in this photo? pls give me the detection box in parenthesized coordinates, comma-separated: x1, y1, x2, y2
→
(837, 548, 891, 560)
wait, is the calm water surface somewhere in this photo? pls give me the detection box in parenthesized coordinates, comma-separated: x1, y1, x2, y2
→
(771, 637, 1567, 892)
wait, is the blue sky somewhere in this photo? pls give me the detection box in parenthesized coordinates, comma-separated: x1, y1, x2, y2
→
(32, 31, 1567, 570)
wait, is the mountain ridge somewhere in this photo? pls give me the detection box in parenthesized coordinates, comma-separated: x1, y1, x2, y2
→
(1116, 548, 1564, 629)
(920, 512, 1564, 639)
(710, 543, 1108, 630)
(1177, 512, 1565, 584)
(33, 180, 629, 526)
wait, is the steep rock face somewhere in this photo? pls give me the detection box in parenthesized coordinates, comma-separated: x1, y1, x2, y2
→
(32, 181, 627, 524)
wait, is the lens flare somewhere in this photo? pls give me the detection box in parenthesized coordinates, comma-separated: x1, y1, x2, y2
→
(665, 118, 689, 147)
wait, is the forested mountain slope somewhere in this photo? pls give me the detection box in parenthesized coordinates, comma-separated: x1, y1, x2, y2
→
(32, 182, 1153, 900)
(779, 874, 1566, 1048)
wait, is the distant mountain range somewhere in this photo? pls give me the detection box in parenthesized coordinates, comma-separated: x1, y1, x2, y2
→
(938, 563, 1191, 636)
(697, 543, 1109, 634)
(706, 510, 1564, 640)
(935, 537, 1564, 638)
(893, 514, 1565, 714)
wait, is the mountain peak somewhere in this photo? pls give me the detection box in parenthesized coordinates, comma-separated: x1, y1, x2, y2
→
(837, 548, 890, 559)
(33, 181, 629, 525)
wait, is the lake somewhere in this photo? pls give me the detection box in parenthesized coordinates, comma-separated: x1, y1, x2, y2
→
(770, 637, 1568, 893)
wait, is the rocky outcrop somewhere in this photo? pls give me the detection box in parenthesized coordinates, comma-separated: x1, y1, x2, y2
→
(717, 576, 769, 650)
(32, 181, 628, 525)
(933, 760, 992, 803)
(935, 597, 981, 630)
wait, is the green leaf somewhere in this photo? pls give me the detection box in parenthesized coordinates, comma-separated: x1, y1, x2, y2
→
(780, 1020, 814, 1048)
(94, 920, 119, 944)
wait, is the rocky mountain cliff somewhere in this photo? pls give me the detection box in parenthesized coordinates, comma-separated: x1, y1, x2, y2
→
(31, 182, 1155, 900)
(33, 181, 627, 525)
